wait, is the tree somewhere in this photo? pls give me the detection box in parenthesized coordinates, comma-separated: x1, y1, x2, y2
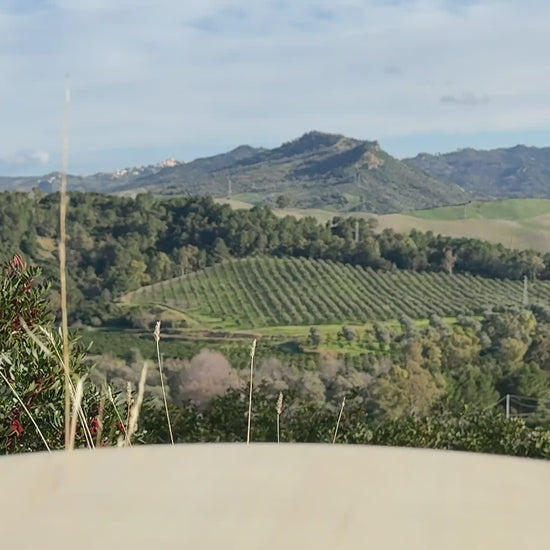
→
(428, 313, 445, 329)
(214, 237, 231, 260)
(525, 255, 545, 281)
(147, 251, 174, 282)
(498, 338, 528, 365)
(497, 362, 549, 403)
(399, 314, 418, 337)
(275, 195, 291, 208)
(441, 330, 481, 370)
(443, 364, 499, 412)
(308, 327, 323, 347)
(374, 322, 391, 348)
(371, 362, 446, 419)
(442, 249, 457, 275)
(341, 326, 356, 342)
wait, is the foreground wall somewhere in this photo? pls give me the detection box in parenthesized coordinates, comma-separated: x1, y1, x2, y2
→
(1, 444, 549, 549)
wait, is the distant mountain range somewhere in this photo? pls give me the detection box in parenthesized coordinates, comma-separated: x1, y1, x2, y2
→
(404, 145, 550, 200)
(3, 132, 550, 214)
(0, 157, 183, 196)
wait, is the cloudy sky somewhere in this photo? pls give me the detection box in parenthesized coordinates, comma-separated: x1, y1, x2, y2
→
(2, 0, 550, 175)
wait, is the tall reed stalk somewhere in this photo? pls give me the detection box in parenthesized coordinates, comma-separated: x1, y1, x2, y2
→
(276, 391, 283, 444)
(95, 397, 105, 447)
(246, 339, 257, 445)
(126, 363, 148, 446)
(154, 321, 174, 445)
(332, 396, 346, 444)
(59, 74, 72, 448)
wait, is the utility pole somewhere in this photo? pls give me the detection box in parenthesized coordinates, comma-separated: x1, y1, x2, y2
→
(354, 219, 359, 243)
(505, 394, 511, 419)
(523, 275, 529, 308)
(227, 179, 232, 199)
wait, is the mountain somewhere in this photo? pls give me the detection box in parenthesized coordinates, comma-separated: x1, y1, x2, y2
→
(0, 132, 470, 213)
(125, 132, 469, 213)
(405, 145, 550, 199)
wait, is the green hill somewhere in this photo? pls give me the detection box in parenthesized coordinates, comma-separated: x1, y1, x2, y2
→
(122, 257, 550, 329)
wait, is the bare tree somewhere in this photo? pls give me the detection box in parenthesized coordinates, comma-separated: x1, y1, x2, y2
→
(442, 249, 457, 275)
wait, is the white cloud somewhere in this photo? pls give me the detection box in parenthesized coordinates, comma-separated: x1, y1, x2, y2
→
(441, 92, 490, 105)
(1, 0, 550, 172)
(0, 149, 50, 167)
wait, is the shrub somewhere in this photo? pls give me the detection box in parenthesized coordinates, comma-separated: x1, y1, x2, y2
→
(0, 255, 120, 452)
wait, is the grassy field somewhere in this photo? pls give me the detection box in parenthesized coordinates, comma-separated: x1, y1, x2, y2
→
(406, 199, 550, 221)
(121, 257, 550, 330)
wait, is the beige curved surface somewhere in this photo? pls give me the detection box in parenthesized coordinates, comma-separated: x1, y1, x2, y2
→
(1, 444, 549, 549)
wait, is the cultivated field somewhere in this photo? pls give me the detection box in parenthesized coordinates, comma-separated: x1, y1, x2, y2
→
(122, 257, 550, 329)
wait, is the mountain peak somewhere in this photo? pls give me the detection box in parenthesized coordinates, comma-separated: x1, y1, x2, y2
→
(276, 131, 361, 157)
(227, 145, 264, 158)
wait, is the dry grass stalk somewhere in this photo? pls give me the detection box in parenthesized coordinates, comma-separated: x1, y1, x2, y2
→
(21, 319, 52, 357)
(107, 386, 130, 446)
(276, 391, 283, 444)
(126, 363, 148, 445)
(332, 396, 346, 444)
(125, 381, 133, 435)
(154, 321, 174, 445)
(68, 376, 85, 451)
(246, 339, 257, 445)
(59, 75, 72, 448)
(95, 397, 105, 447)
(0, 360, 51, 453)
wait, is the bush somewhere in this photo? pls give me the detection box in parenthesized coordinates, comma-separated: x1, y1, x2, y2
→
(0, 255, 120, 452)
(308, 327, 323, 347)
(341, 326, 356, 342)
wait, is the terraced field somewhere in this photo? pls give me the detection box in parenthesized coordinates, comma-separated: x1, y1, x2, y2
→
(122, 257, 550, 328)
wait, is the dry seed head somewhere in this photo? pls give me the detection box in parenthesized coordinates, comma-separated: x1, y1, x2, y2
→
(154, 321, 161, 343)
(250, 339, 257, 358)
(276, 392, 283, 415)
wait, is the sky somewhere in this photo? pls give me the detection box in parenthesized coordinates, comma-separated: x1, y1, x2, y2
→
(2, 0, 550, 175)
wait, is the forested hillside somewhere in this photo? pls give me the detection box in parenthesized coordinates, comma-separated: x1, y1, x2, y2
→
(0, 190, 548, 326)
(406, 145, 550, 199)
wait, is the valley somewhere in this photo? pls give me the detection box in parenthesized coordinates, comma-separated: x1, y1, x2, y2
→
(3, 137, 550, 454)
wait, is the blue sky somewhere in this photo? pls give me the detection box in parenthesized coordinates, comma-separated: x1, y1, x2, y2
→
(2, 0, 550, 175)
